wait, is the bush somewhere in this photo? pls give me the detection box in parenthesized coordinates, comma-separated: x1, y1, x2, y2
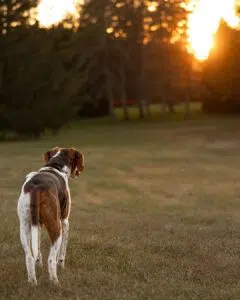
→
(0, 28, 80, 139)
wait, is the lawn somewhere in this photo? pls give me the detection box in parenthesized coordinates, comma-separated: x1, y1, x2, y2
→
(1, 117, 240, 299)
(115, 102, 202, 121)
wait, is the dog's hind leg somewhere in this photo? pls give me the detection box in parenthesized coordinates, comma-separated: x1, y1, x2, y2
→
(18, 193, 37, 285)
(58, 218, 69, 269)
(48, 232, 62, 285)
(36, 225, 43, 268)
(41, 194, 62, 285)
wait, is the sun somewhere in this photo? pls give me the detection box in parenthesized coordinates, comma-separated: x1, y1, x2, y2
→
(36, 0, 84, 28)
(187, 0, 240, 61)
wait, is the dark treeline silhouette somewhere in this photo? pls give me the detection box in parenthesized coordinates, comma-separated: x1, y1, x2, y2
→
(0, 0, 239, 139)
(202, 22, 240, 114)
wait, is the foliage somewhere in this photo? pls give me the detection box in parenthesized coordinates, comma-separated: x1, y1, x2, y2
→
(0, 0, 84, 138)
(2, 0, 239, 138)
(1, 28, 82, 138)
(202, 22, 240, 114)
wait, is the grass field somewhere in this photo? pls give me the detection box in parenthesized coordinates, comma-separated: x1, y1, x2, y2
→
(115, 103, 202, 121)
(1, 117, 240, 299)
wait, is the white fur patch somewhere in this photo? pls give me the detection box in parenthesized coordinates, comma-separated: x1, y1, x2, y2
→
(22, 172, 38, 192)
(17, 193, 30, 245)
(52, 151, 60, 158)
(17, 192, 30, 219)
(62, 165, 70, 177)
(31, 226, 38, 261)
(18, 172, 38, 220)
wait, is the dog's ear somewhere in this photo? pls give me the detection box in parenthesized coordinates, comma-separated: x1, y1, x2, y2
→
(44, 147, 60, 163)
(44, 151, 51, 163)
(74, 150, 84, 177)
(66, 148, 84, 177)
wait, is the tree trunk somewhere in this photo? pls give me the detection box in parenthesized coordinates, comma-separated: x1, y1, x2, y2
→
(161, 92, 167, 114)
(103, 8, 115, 120)
(184, 60, 191, 119)
(0, 62, 3, 89)
(184, 93, 190, 119)
(165, 81, 175, 114)
(136, 0, 146, 119)
(138, 98, 145, 118)
(146, 100, 151, 117)
(167, 102, 175, 114)
(120, 65, 129, 120)
(106, 77, 115, 119)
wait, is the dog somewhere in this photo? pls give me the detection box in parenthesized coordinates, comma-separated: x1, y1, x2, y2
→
(17, 147, 84, 285)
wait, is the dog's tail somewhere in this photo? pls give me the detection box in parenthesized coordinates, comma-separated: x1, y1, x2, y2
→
(24, 183, 41, 261)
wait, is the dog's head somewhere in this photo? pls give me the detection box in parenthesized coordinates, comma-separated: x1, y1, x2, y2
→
(44, 147, 84, 178)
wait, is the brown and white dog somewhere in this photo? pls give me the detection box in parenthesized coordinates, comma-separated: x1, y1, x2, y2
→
(17, 147, 84, 285)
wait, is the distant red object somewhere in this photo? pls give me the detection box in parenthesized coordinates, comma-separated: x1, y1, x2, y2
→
(113, 99, 137, 107)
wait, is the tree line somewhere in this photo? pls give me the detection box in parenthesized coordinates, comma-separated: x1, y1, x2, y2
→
(0, 0, 239, 139)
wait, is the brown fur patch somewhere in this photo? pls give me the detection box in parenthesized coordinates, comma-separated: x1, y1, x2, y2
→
(30, 190, 40, 226)
(24, 172, 69, 244)
(39, 189, 62, 244)
(67, 148, 84, 177)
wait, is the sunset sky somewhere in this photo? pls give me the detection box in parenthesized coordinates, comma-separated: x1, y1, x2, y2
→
(34, 0, 240, 61)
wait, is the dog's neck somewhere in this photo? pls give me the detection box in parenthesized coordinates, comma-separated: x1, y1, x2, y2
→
(40, 151, 71, 179)
(39, 166, 70, 182)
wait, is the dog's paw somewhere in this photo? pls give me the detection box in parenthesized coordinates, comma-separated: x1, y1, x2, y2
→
(50, 278, 61, 287)
(28, 278, 37, 286)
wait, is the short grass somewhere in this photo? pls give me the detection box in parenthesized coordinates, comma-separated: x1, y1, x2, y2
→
(115, 102, 202, 121)
(1, 116, 240, 299)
